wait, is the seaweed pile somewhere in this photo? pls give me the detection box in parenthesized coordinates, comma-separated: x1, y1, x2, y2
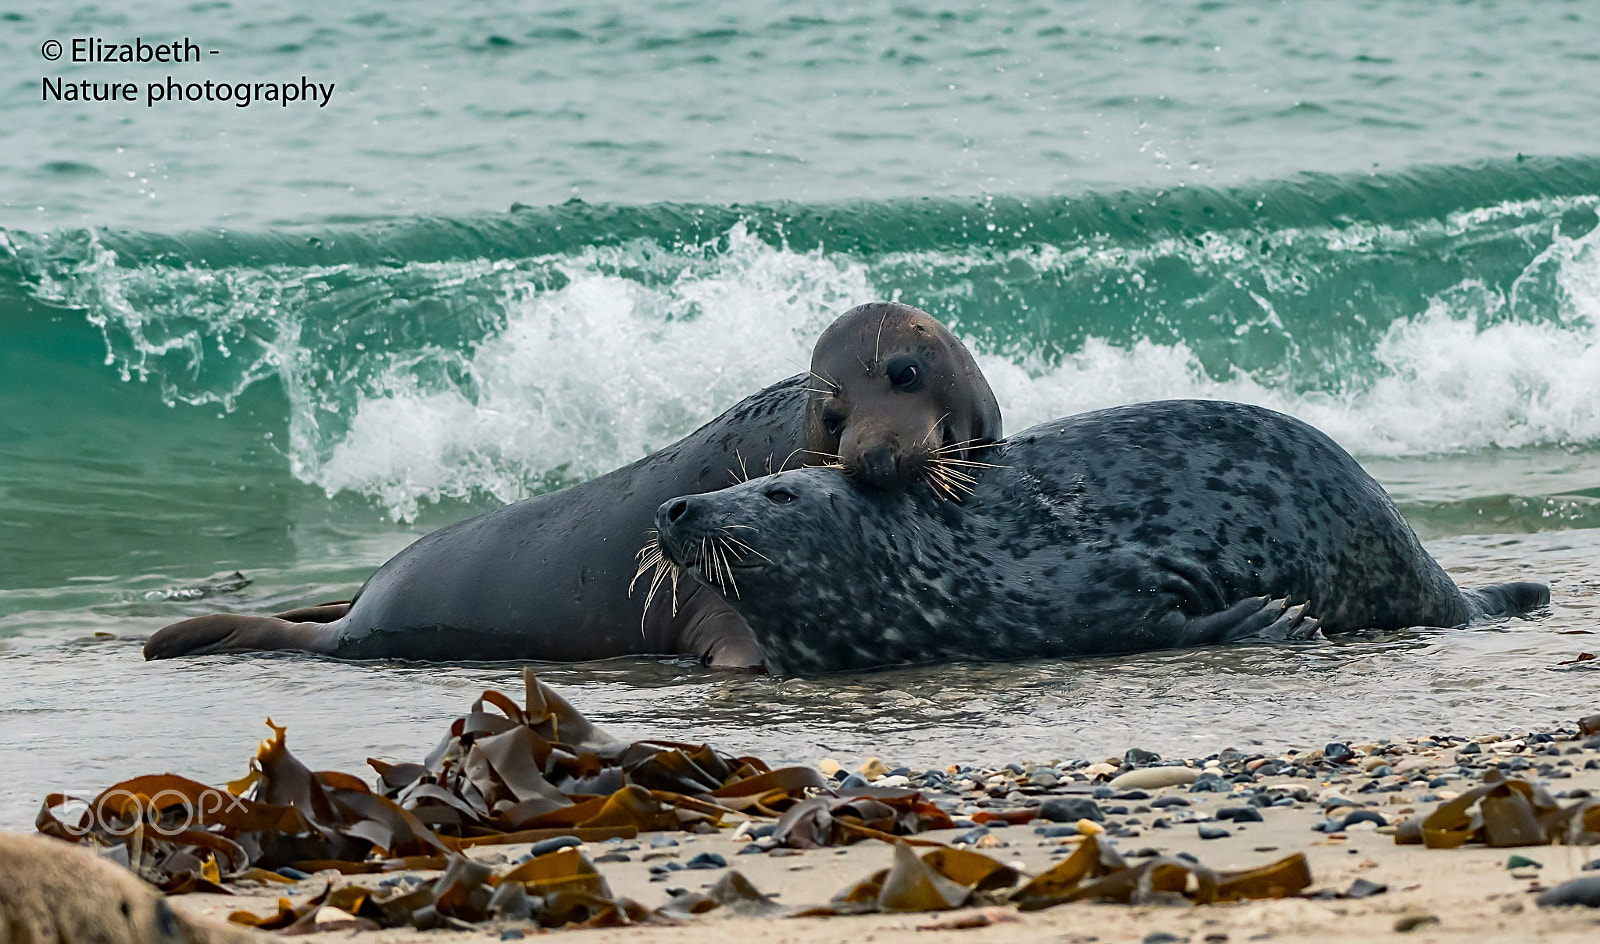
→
(34, 668, 1333, 931)
(802, 835, 1311, 915)
(31, 669, 954, 928)
(1394, 768, 1600, 848)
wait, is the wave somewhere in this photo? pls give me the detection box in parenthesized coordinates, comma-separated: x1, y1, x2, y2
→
(3, 157, 1599, 520)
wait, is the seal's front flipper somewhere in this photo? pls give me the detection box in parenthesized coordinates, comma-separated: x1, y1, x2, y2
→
(1161, 595, 1322, 648)
(143, 614, 338, 660)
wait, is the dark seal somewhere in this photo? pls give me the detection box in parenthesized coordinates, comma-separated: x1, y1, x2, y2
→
(144, 302, 1001, 667)
(655, 399, 1550, 675)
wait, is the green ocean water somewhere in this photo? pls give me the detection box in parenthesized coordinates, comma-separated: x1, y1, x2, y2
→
(2, 1, 1600, 827)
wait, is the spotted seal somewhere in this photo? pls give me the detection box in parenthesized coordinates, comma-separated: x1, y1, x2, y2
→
(654, 399, 1550, 675)
(144, 302, 1001, 667)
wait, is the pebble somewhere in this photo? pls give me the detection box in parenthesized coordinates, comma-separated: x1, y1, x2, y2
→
(1342, 810, 1388, 828)
(526, 835, 582, 858)
(1189, 773, 1233, 793)
(860, 756, 889, 780)
(1394, 912, 1440, 932)
(649, 836, 680, 849)
(1109, 766, 1200, 790)
(1536, 875, 1600, 908)
(1216, 806, 1264, 823)
(1124, 747, 1161, 766)
(1038, 797, 1105, 823)
(817, 758, 842, 778)
(1197, 825, 1229, 840)
(685, 852, 728, 870)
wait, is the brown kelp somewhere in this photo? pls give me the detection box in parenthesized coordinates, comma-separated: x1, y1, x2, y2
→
(1394, 768, 1600, 849)
(34, 669, 939, 896)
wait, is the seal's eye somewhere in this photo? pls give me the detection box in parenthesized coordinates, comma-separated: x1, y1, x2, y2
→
(765, 489, 796, 504)
(886, 355, 922, 390)
(822, 411, 846, 436)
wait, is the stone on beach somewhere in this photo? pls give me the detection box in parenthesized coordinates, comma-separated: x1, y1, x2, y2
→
(1109, 766, 1201, 790)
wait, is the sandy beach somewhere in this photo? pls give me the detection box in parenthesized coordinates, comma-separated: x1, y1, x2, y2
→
(129, 720, 1600, 944)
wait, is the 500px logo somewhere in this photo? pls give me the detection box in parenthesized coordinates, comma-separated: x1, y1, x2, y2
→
(47, 788, 250, 838)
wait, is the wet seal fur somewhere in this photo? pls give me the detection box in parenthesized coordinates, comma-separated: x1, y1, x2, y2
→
(144, 303, 1000, 668)
(655, 399, 1550, 675)
(0, 831, 257, 944)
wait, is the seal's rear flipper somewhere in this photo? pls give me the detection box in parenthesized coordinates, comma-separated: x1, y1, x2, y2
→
(143, 614, 338, 660)
(1463, 581, 1550, 620)
(272, 601, 352, 623)
(1162, 595, 1323, 648)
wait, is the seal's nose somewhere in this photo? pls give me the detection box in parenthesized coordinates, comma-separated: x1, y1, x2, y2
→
(657, 495, 702, 537)
(853, 440, 899, 488)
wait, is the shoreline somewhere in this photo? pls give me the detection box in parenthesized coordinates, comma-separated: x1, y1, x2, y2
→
(127, 712, 1600, 943)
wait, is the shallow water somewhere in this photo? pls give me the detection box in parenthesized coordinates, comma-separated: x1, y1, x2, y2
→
(4, 1, 1600, 828)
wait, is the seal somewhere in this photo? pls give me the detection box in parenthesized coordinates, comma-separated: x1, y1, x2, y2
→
(0, 831, 254, 944)
(143, 302, 1001, 667)
(654, 399, 1550, 675)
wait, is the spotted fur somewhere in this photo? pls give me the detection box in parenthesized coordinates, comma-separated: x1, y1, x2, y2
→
(657, 400, 1549, 675)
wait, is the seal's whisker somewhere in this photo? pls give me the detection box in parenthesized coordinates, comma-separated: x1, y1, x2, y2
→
(930, 456, 1005, 470)
(776, 447, 807, 472)
(799, 448, 844, 461)
(723, 534, 772, 563)
(805, 368, 840, 392)
(923, 466, 959, 502)
(929, 461, 977, 485)
(631, 530, 683, 632)
(932, 437, 993, 455)
(630, 532, 663, 589)
(926, 461, 977, 500)
(712, 536, 742, 598)
(919, 412, 952, 449)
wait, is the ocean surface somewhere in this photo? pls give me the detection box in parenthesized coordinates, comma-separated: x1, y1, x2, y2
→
(3, 1, 1600, 827)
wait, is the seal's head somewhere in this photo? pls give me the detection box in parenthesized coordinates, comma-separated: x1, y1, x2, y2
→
(653, 467, 970, 674)
(805, 302, 1001, 496)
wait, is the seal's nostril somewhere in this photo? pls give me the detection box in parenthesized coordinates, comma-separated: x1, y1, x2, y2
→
(666, 499, 689, 523)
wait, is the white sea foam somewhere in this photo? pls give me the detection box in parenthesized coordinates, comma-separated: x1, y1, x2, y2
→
(987, 217, 1600, 455)
(307, 217, 1600, 519)
(47, 207, 1600, 521)
(313, 226, 871, 518)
